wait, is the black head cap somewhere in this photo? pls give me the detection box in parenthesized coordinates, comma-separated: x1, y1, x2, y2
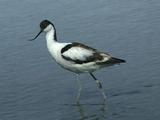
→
(29, 20, 55, 41)
(40, 20, 53, 30)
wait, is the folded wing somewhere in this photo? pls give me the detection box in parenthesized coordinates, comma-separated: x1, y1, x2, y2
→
(61, 42, 110, 64)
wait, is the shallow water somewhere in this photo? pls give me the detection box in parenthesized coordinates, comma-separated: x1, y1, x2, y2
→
(0, 0, 160, 120)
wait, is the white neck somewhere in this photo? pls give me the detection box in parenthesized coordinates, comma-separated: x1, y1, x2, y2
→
(46, 28, 57, 48)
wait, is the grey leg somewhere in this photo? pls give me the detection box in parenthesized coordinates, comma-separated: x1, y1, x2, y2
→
(90, 73, 107, 101)
(76, 74, 82, 103)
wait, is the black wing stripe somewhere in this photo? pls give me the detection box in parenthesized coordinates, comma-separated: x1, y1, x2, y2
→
(62, 55, 85, 64)
(61, 42, 96, 54)
(61, 44, 73, 53)
(61, 42, 105, 64)
(62, 52, 103, 64)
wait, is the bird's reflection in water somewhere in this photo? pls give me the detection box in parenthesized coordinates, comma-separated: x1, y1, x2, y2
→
(76, 101, 106, 120)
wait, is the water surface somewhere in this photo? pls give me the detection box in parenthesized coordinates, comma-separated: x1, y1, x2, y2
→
(0, 0, 160, 120)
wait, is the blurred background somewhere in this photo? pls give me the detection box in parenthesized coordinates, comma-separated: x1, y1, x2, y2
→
(0, 0, 160, 119)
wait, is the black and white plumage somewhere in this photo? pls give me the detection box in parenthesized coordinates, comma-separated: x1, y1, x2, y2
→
(60, 42, 125, 73)
(30, 20, 126, 103)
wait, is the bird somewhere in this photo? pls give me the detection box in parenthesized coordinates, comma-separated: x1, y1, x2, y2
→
(29, 20, 126, 103)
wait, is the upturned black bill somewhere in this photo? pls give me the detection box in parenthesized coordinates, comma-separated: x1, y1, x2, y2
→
(28, 30, 42, 41)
